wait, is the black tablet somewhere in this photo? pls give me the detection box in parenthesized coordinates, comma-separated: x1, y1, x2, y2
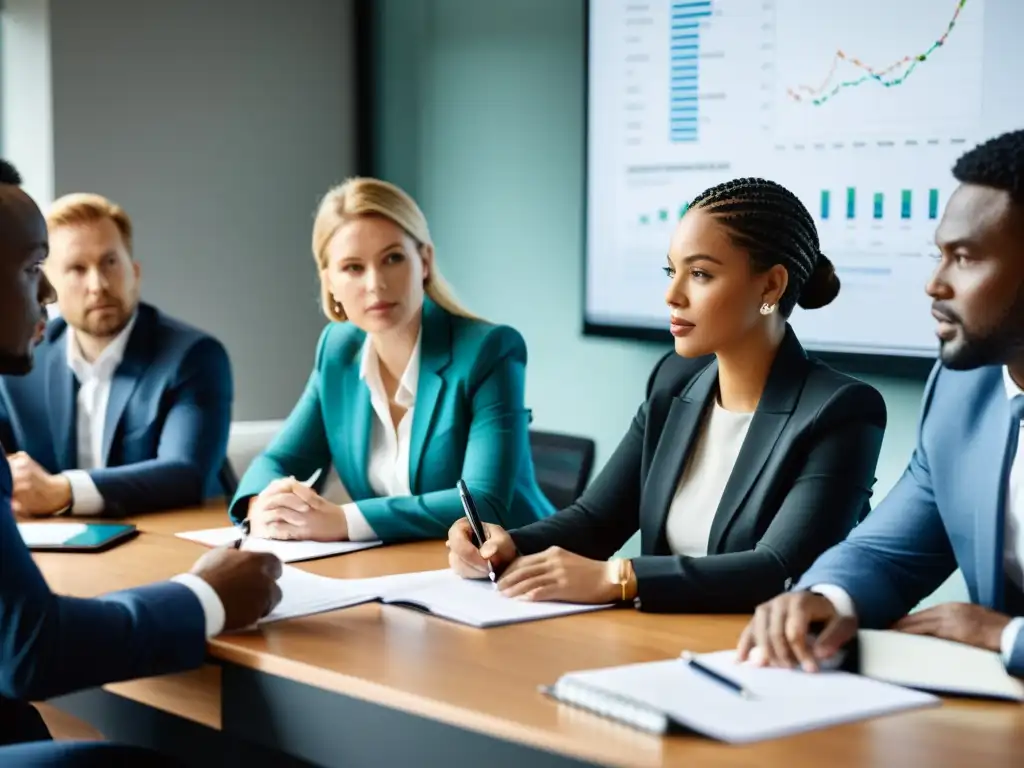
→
(17, 522, 139, 552)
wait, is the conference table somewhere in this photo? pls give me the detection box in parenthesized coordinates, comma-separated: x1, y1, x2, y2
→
(33, 506, 1024, 767)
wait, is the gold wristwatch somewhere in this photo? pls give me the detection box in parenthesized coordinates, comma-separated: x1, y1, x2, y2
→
(606, 558, 637, 602)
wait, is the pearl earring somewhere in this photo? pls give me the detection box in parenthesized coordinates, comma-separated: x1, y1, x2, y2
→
(333, 300, 342, 316)
(759, 302, 776, 316)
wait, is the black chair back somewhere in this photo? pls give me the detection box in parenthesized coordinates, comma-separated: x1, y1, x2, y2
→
(528, 430, 596, 510)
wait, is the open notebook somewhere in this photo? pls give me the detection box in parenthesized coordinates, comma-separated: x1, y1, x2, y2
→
(176, 526, 382, 563)
(543, 650, 939, 743)
(851, 629, 1024, 701)
(259, 567, 612, 628)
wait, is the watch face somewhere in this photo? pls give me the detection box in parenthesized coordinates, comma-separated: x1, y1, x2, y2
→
(605, 558, 623, 585)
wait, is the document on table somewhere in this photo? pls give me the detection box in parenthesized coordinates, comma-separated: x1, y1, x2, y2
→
(544, 649, 940, 743)
(258, 565, 377, 624)
(361, 569, 613, 628)
(176, 526, 382, 563)
(251, 567, 612, 628)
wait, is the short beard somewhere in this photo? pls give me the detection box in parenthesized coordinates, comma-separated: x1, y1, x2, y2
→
(940, 289, 1024, 371)
(0, 353, 33, 376)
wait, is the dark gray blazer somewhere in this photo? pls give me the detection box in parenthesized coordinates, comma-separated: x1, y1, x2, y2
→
(511, 326, 887, 613)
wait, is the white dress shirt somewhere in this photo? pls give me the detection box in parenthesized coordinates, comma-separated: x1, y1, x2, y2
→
(63, 315, 226, 637)
(814, 366, 1024, 663)
(62, 314, 137, 515)
(665, 400, 753, 557)
(339, 333, 421, 541)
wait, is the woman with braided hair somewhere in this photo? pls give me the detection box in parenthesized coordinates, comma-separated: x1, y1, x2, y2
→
(447, 177, 888, 614)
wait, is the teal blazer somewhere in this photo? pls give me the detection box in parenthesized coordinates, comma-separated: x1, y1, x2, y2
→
(229, 300, 555, 541)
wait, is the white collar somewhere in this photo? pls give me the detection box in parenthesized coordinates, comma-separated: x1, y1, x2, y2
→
(66, 312, 138, 380)
(359, 331, 421, 409)
(1004, 366, 1024, 400)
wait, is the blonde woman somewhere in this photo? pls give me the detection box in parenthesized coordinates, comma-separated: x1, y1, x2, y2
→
(229, 178, 554, 542)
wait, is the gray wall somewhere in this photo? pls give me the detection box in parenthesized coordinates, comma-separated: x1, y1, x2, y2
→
(47, 0, 358, 419)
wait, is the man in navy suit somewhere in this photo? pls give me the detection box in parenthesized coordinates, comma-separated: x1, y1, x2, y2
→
(0, 191, 232, 518)
(738, 129, 1024, 676)
(0, 160, 283, 762)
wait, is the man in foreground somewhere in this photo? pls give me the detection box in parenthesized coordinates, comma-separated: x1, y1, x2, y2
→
(737, 129, 1024, 676)
(0, 160, 282, 765)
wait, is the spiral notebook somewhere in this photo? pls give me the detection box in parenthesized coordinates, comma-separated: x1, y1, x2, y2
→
(543, 650, 939, 743)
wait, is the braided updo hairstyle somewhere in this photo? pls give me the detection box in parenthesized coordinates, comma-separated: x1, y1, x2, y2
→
(689, 177, 840, 316)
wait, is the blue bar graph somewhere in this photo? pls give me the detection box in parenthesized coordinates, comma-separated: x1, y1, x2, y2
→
(873, 192, 884, 220)
(900, 190, 912, 220)
(669, 1, 712, 142)
(820, 190, 830, 220)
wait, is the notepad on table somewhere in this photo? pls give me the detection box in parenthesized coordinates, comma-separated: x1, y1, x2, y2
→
(175, 526, 382, 563)
(257, 567, 612, 627)
(543, 650, 939, 743)
(258, 565, 377, 624)
(365, 569, 613, 628)
(852, 629, 1024, 701)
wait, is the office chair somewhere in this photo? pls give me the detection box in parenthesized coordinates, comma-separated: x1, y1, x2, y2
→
(528, 430, 596, 510)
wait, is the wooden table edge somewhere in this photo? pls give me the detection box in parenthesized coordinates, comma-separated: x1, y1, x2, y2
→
(208, 641, 659, 767)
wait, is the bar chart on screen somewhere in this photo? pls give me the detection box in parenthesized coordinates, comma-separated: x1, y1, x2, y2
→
(586, 0, 1024, 354)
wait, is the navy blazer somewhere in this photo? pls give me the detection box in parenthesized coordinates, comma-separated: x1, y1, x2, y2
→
(796, 361, 1024, 675)
(0, 302, 233, 516)
(0, 452, 206, 746)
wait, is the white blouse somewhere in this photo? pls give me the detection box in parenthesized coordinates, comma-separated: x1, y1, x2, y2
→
(338, 333, 421, 540)
(664, 399, 753, 557)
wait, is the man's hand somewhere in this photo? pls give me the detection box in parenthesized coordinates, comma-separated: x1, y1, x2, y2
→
(737, 591, 858, 671)
(189, 547, 283, 632)
(893, 602, 1010, 652)
(8, 452, 72, 517)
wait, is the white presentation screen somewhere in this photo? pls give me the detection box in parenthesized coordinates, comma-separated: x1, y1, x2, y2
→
(585, 0, 1024, 357)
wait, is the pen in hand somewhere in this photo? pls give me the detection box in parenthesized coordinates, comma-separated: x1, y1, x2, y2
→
(233, 518, 250, 550)
(456, 479, 496, 586)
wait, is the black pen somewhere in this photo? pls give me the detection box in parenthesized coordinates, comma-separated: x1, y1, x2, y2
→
(456, 479, 496, 584)
(233, 518, 250, 550)
(682, 651, 756, 699)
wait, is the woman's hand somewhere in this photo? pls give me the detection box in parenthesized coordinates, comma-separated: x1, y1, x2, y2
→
(496, 547, 620, 604)
(248, 477, 349, 542)
(446, 518, 517, 578)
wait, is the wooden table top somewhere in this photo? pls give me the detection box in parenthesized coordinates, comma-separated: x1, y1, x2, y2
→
(32, 507, 1024, 768)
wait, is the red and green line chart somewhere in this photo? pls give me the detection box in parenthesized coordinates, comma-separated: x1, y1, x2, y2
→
(786, 0, 968, 106)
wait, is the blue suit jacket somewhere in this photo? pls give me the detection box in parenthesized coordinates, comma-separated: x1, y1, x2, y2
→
(0, 303, 233, 516)
(796, 362, 1024, 674)
(230, 299, 555, 541)
(0, 452, 206, 746)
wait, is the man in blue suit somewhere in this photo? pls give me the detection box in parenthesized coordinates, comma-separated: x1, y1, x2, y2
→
(738, 129, 1024, 676)
(0, 160, 283, 762)
(0, 191, 232, 517)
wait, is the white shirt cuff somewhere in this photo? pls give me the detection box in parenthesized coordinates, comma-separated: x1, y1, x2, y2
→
(62, 470, 105, 516)
(170, 573, 226, 638)
(1000, 617, 1024, 664)
(342, 502, 377, 541)
(810, 584, 858, 618)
